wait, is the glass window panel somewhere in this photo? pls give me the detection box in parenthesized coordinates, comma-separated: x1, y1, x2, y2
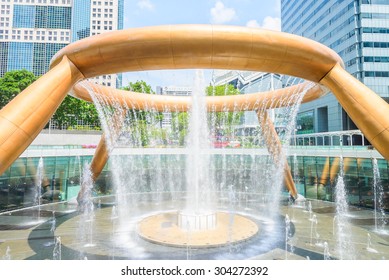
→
(48, 6, 71, 29)
(316, 157, 330, 200)
(358, 158, 374, 209)
(13, 5, 35, 28)
(7, 42, 33, 72)
(344, 158, 359, 205)
(35, 5, 47, 28)
(304, 156, 318, 199)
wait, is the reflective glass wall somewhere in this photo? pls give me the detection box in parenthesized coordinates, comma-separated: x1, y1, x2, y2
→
(0, 155, 93, 212)
(1, 154, 388, 213)
(288, 156, 389, 211)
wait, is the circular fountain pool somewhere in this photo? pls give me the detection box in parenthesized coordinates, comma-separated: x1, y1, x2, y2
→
(32, 194, 289, 260)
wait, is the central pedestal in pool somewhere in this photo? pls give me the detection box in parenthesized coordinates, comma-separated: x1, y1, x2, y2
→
(178, 211, 217, 231)
(137, 211, 259, 248)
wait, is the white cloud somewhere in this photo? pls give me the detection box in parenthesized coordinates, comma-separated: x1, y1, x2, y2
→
(246, 19, 260, 28)
(137, 0, 154, 10)
(210, 1, 236, 24)
(246, 16, 281, 31)
(262, 16, 281, 31)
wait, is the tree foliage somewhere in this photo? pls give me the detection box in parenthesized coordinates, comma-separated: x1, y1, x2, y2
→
(0, 70, 101, 130)
(206, 83, 240, 97)
(170, 84, 242, 145)
(52, 96, 100, 129)
(122, 80, 159, 146)
(123, 80, 154, 94)
(0, 70, 38, 109)
(171, 112, 189, 146)
(206, 84, 243, 135)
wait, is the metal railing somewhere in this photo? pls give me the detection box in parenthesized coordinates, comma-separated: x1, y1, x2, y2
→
(291, 129, 368, 147)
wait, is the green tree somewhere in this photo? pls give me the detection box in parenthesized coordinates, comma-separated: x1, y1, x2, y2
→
(171, 112, 189, 146)
(0, 70, 38, 109)
(122, 80, 159, 146)
(0, 70, 100, 130)
(123, 80, 154, 94)
(51, 96, 100, 130)
(206, 84, 242, 136)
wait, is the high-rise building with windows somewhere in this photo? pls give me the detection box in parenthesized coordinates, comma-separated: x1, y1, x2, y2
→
(281, 0, 389, 134)
(0, 0, 124, 88)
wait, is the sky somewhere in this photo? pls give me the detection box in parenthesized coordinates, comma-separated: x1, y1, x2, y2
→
(121, 0, 281, 90)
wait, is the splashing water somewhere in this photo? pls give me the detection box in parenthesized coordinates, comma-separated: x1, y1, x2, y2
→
(181, 70, 214, 222)
(285, 214, 291, 259)
(332, 215, 337, 236)
(50, 211, 56, 233)
(293, 153, 299, 184)
(372, 158, 387, 232)
(307, 201, 313, 220)
(366, 233, 378, 253)
(34, 157, 44, 208)
(323, 242, 331, 260)
(53, 236, 62, 260)
(77, 163, 96, 254)
(310, 214, 320, 246)
(2, 246, 11, 260)
(335, 156, 354, 259)
(111, 205, 118, 220)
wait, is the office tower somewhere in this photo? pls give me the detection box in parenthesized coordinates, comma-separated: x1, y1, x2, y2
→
(0, 0, 124, 87)
(281, 0, 389, 133)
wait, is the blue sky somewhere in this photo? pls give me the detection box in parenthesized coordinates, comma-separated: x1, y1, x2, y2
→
(121, 0, 281, 89)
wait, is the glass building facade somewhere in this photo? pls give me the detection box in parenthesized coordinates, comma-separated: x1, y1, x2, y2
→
(71, 0, 90, 42)
(281, 0, 389, 133)
(1, 151, 388, 213)
(288, 155, 389, 211)
(0, 0, 124, 87)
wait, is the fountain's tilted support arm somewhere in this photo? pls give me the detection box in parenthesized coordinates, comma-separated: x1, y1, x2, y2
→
(321, 63, 389, 161)
(78, 110, 127, 207)
(0, 56, 84, 175)
(256, 110, 298, 199)
(89, 108, 127, 181)
(90, 135, 109, 182)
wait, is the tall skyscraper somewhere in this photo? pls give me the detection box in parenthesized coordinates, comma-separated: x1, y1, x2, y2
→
(281, 0, 389, 134)
(0, 0, 124, 88)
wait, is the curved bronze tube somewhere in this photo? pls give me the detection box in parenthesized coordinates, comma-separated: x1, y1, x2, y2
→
(0, 56, 84, 175)
(321, 63, 389, 162)
(257, 110, 297, 198)
(51, 25, 343, 83)
(72, 81, 327, 112)
(90, 135, 109, 181)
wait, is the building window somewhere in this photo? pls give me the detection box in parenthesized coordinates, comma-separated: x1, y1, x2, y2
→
(297, 110, 315, 134)
(13, 5, 35, 28)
